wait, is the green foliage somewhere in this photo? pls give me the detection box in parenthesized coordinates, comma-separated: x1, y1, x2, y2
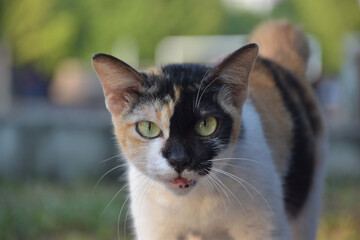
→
(289, 0, 360, 73)
(1, 0, 78, 73)
(222, 11, 263, 35)
(0, 0, 224, 73)
(271, 0, 298, 22)
(252, 0, 360, 73)
(1, 0, 359, 74)
(71, 0, 224, 60)
(0, 180, 128, 240)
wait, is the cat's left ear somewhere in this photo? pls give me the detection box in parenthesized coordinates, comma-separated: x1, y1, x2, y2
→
(210, 43, 259, 107)
(92, 54, 142, 116)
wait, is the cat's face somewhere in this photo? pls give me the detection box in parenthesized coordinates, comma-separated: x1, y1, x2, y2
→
(93, 44, 258, 194)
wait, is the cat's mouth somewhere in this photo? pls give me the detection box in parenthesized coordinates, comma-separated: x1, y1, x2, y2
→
(168, 177, 197, 190)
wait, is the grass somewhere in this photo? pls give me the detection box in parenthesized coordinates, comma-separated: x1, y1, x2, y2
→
(317, 177, 360, 240)
(0, 179, 130, 240)
(0, 177, 359, 240)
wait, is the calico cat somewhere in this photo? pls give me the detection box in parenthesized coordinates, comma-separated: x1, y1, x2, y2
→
(92, 21, 325, 240)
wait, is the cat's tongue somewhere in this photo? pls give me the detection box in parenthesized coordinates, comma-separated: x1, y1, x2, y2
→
(169, 177, 193, 189)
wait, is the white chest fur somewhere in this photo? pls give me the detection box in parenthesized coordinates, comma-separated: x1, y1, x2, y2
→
(128, 101, 290, 240)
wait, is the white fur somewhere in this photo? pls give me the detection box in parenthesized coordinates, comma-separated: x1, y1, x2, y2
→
(128, 100, 292, 240)
(146, 138, 178, 181)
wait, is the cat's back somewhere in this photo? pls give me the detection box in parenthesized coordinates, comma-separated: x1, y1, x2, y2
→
(247, 21, 324, 225)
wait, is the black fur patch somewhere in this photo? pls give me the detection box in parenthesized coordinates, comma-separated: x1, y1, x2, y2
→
(126, 64, 210, 113)
(148, 64, 234, 175)
(260, 58, 316, 218)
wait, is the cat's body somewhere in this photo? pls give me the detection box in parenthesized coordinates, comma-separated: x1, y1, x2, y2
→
(93, 21, 326, 240)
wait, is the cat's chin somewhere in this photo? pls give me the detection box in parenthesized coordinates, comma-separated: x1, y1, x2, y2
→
(165, 177, 197, 195)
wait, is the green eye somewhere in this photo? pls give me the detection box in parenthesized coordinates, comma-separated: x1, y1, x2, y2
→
(136, 121, 162, 139)
(195, 116, 218, 137)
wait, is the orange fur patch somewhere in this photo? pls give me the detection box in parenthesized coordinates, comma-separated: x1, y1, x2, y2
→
(248, 20, 309, 78)
(143, 67, 164, 76)
(112, 87, 182, 164)
(249, 61, 294, 176)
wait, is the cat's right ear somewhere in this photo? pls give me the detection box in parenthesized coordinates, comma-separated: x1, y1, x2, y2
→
(92, 54, 142, 116)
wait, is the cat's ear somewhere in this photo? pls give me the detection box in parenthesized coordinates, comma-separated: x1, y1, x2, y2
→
(210, 43, 259, 107)
(92, 53, 142, 115)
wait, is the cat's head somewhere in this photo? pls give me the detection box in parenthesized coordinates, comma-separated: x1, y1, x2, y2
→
(93, 44, 258, 195)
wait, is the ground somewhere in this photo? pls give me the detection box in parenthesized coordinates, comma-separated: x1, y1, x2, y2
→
(0, 177, 359, 240)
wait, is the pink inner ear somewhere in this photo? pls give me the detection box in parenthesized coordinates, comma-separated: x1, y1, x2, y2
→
(208, 44, 258, 108)
(104, 92, 127, 115)
(103, 81, 143, 116)
(102, 83, 138, 116)
(92, 53, 142, 116)
(214, 44, 258, 86)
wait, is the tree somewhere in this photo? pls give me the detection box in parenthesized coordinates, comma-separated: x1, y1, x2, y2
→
(0, 0, 224, 74)
(289, 0, 360, 73)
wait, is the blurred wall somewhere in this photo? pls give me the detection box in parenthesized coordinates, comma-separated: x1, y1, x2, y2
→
(0, 103, 120, 181)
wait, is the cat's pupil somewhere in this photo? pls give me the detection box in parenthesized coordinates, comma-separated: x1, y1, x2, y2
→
(201, 119, 208, 128)
(147, 123, 151, 131)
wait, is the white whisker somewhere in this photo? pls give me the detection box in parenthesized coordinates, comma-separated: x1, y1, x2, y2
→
(118, 194, 130, 240)
(194, 68, 212, 111)
(212, 167, 276, 222)
(93, 165, 124, 192)
(206, 173, 228, 212)
(124, 204, 131, 240)
(202, 161, 253, 171)
(136, 178, 153, 223)
(196, 77, 219, 108)
(201, 174, 213, 194)
(211, 167, 254, 201)
(209, 171, 247, 217)
(208, 157, 264, 166)
(239, 178, 276, 223)
(97, 153, 122, 164)
(100, 183, 128, 218)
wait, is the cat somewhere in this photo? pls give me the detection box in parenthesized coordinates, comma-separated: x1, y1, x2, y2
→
(92, 21, 326, 240)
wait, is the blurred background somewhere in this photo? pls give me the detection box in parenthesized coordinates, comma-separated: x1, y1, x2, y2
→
(0, 0, 359, 239)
